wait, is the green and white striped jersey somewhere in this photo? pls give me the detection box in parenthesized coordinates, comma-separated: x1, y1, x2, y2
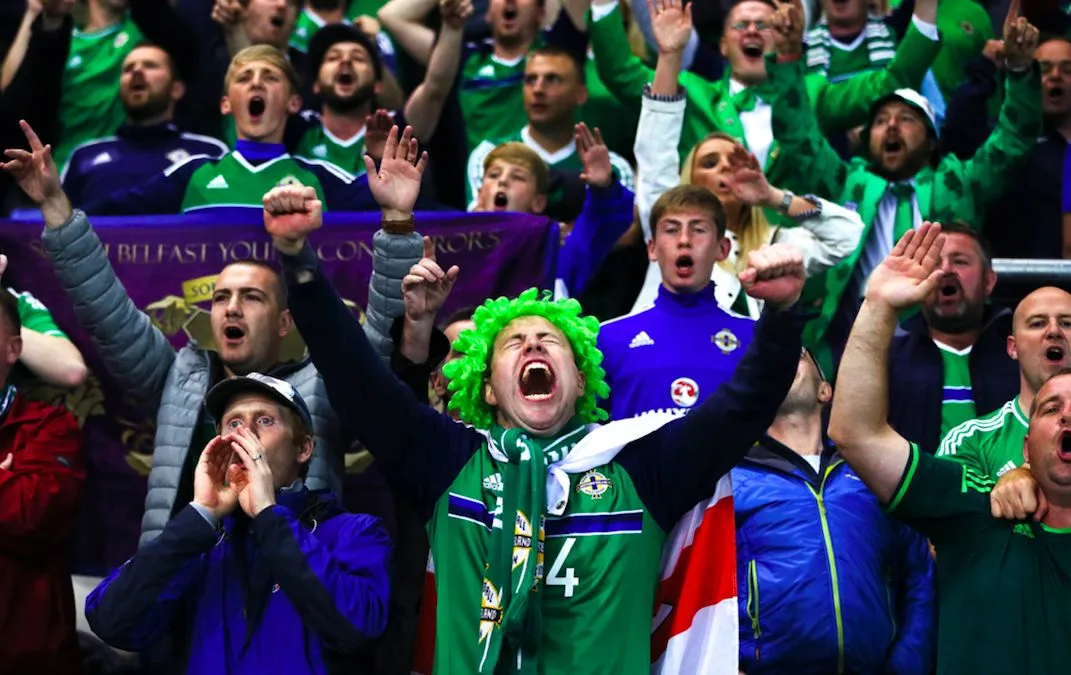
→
(935, 397, 1028, 478)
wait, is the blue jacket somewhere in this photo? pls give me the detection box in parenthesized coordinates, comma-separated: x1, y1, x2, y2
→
(86, 487, 391, 674)
(887, 307, 1018, 452)
(733, 438, 936, 675)
(60, 122, 228, 209)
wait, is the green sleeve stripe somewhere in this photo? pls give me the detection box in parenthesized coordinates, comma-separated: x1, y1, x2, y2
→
(885, 441, 920, 513)
(963, 468, 995, 494)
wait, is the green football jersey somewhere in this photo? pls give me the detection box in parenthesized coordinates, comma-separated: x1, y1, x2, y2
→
(179, 153, 331, 212)
(57, 16, 143, 169)
(887, 443, 1071, 675)
(8, 288, 65, 338)
(465, 126, 635, 208)
(935, 341, 976, 440)
(428, 431, 666, 673)
(460, 46, 529, 152)
(936, 397, 1027, 478)
(824, 41, 882, 81)
(295, 122, 367, 176)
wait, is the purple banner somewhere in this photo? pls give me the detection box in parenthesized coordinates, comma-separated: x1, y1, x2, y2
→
(0, 211, 558, 573)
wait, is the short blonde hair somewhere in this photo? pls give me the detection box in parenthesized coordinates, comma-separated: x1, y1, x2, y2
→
(483, 142, 549, 196)
(224, 45, 300, 96)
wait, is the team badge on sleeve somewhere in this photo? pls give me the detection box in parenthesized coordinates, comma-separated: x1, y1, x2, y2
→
(671, 377, 700, 407)
(577, 470, 612, 499)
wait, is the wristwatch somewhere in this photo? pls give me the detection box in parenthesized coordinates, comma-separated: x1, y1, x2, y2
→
(778, 190, 795, 214)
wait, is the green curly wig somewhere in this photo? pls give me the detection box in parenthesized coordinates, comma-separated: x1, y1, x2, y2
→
(442, 288, 610, 430)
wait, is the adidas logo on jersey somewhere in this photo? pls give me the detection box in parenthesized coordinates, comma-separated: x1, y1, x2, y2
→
(90, 152, 113, 166)
(629, 331, 654, 348)
(206, 175, 229, 189)
(997, 461, 1018, 477)
(312, 144, 328, 158)
(483, 473, 503, 492)
(478, 64, 495, 77)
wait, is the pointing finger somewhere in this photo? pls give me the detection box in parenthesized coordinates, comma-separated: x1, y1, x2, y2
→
(422, 235, 436, 260)
(19, 120, 44, 152)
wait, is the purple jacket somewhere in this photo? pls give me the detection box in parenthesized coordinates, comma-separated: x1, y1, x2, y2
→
(86, 487, 391, 674)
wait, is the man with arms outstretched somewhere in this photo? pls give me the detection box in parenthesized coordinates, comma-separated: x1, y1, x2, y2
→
(262, 125, 809, 673)
(828, 222, 1071, 675)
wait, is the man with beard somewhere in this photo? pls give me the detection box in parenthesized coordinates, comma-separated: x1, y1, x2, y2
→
(60, 43, 228, 208)
(732, 346, 935, 675)
(295, 0, 469, 175)
(464, 45, 634, 215)
(264, 124, 809, 674)
(73, 45, 381, 214)
(936, 287, 1071, 479)
(378, 0, 586, 151)
(829, 223, 1071, 675)
(766, 0, 1042, 369)
(886, 223, 1018, 452)
(588, 0, 940, 168)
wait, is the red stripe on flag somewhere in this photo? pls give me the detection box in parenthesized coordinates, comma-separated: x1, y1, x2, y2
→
(651, 496, 737, 656)
(410, 571, 438, 675)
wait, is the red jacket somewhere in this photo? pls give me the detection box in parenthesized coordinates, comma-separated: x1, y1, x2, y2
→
(0, 391, 85, 675)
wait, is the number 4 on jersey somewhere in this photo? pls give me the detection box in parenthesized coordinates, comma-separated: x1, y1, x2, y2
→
(547, 537, 580, 597)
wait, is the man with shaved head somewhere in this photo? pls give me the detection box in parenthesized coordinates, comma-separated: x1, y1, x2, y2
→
(937, 286, 1071, 478)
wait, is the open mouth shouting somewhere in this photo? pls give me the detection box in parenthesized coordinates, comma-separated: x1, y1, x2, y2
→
(503, 5, 519, 22)
(335, 71, 355, 88)
(519, 360, 556, 401)
(492, 191, 509, 209)
(269, 13, 286, 29)
(674, 254, 696, 280)
(1045, 343, 1068, 366)
(1046, 84, 1066, 106)
(882, 136, 905, 162)
(222, 324, 247, 347)
(1059, 430, 1071, 462)
(248, 96, 267, 121)
(937, 278, 961, 301)
(740, 39, 765, 61)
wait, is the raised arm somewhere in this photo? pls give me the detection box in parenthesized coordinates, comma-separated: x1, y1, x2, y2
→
(827, 223, 946, 503)
(557, 123, 635, 296)
(2, 121, 177, 408)
(962, 8, 1042, 210)
(404, 0, 470, 142)
(265, 127, 482, 519)
(812, 0, 942, 134)
(1, 0, 45, 92)
(4, 277, 87, 388)
(589, 0, 653, 106)
(378, 0, 440, 66)
(618, 244, 808, 531)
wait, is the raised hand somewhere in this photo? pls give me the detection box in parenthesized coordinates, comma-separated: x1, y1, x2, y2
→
(739, 242, 806, 308)
(363, 125, 428, 220)
(192, 436, 241, 520)
(2, 120, 63, 206)
(1003, 0, 1039, 71)
(575, 123, 613, 188)
(726, 145, 773, 206)
(648, 0, 692, 55)
(227, 426, 277, 517)
(864, 222, 945, 310)
(353, 15, 381, 37)
(404, 236, 459, 326)
(770, 0, 804, 58)
(263, 185, 323, 255)
(363, 109, 395, 163)
(440, 0, 474, 30)
(211, 0, 243, 27)
(990, 466, 1048, 522)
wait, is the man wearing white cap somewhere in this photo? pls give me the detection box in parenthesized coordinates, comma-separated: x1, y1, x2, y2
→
(764, 1, 1043, 370)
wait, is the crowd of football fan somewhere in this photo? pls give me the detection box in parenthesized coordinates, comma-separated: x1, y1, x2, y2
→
(1, 0, 1070, 672)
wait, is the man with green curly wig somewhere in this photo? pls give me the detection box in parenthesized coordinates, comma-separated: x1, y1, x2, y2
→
(263, 125, 811, 674)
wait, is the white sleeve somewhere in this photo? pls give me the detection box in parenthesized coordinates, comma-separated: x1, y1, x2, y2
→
(775, 198, 865, 278)
(634, 94, 686, 242)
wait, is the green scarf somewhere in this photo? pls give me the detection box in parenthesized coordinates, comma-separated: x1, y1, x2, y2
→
(479, 419, 590, 674)
(805, 16, 896, 81)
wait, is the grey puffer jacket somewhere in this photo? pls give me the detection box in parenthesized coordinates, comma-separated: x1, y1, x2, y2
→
(42, 210, 421, 546)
